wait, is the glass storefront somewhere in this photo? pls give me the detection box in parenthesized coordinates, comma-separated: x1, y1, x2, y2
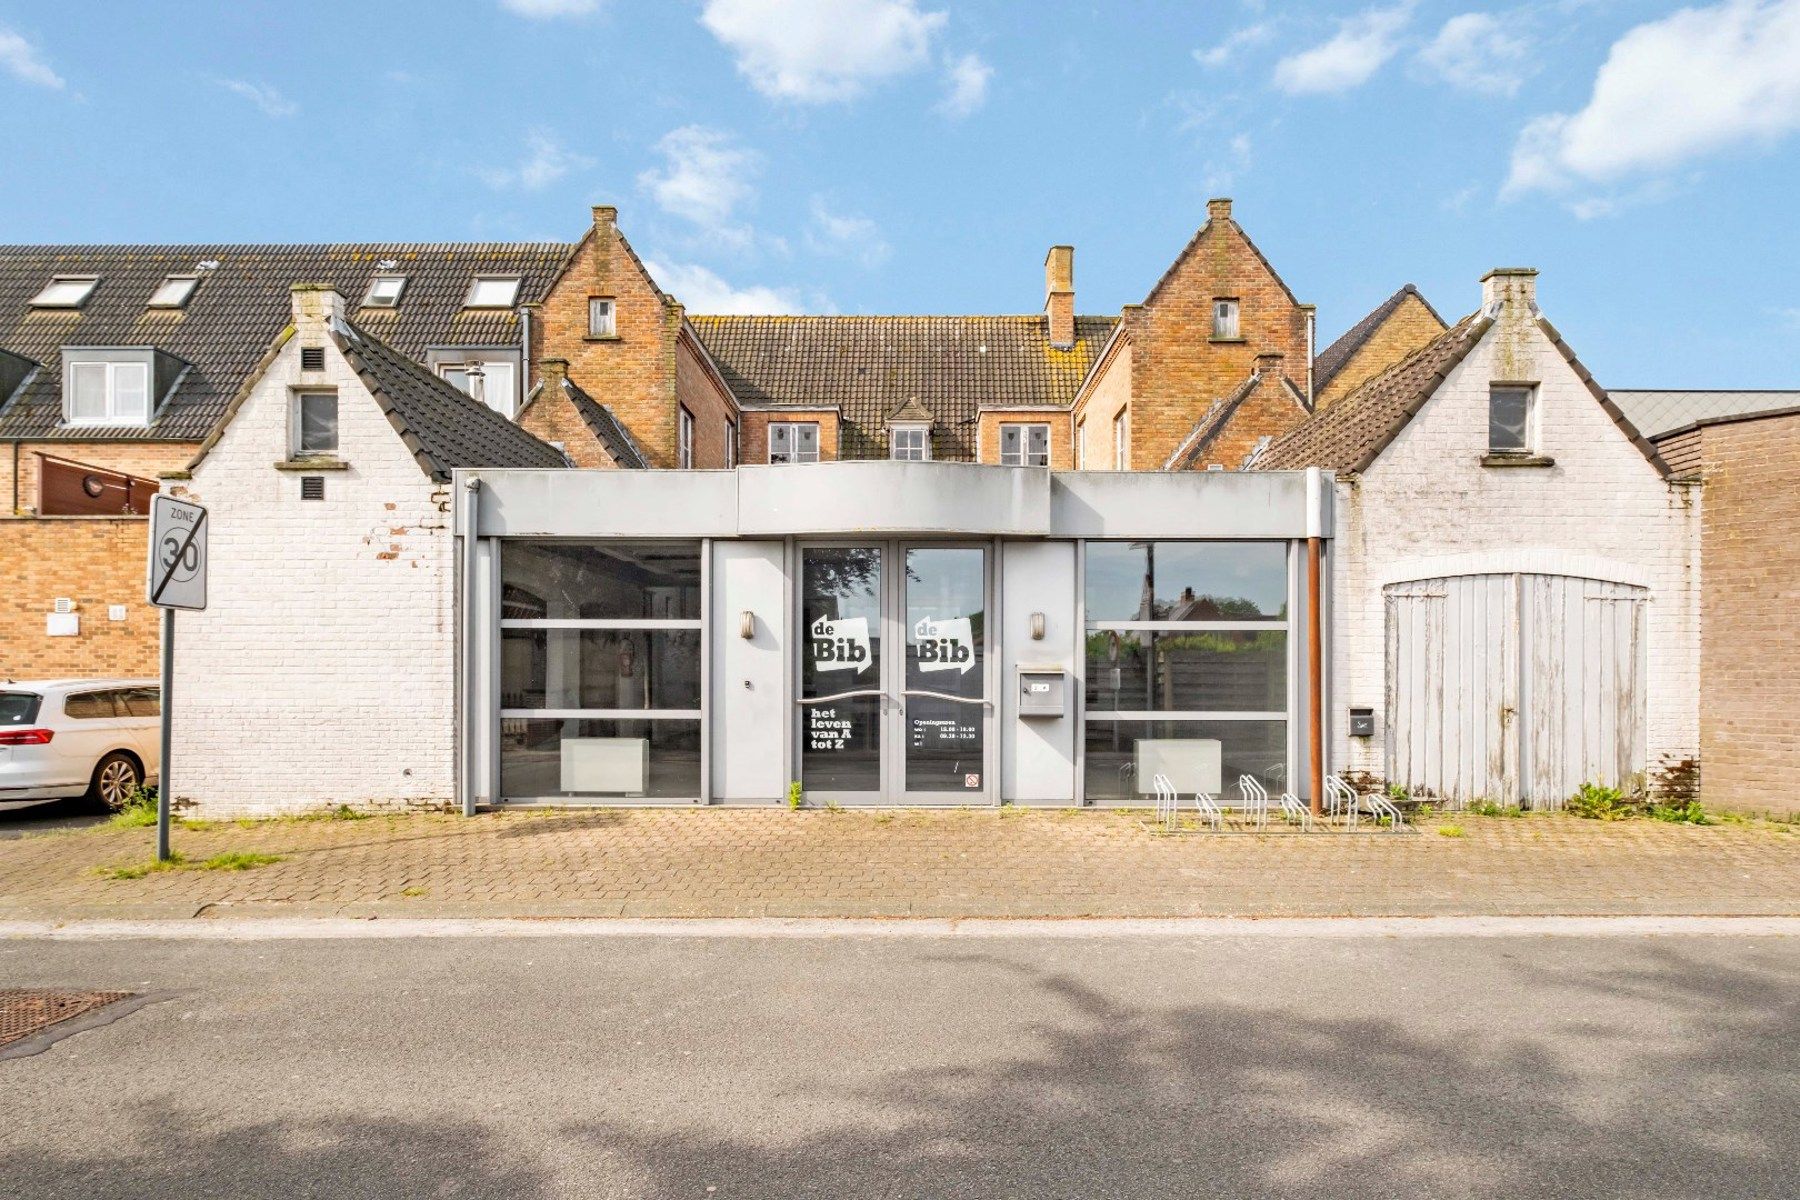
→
(499, 540, 704, 801)
(799, 545, 885, 794)
(1082, 541, 1290, 806)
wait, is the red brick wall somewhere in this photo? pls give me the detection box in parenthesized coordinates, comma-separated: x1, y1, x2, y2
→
(739, 410, 840, 463)
(536, 208, 682, 468)
(518, 367, 625, 470)
(0, 517, 159, 678)
(1316, 292, 1447, 409)
(1184, 376, 1310, 471)
(1127, 202, 1307, 470)
(675, 330, 740, 468)
(1696, 411, 1800, 816)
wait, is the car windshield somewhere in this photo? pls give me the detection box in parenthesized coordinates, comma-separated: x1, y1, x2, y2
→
(0, 692, 43, 725)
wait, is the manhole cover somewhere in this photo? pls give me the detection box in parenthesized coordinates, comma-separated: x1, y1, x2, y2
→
(0, 989, 138, 1048)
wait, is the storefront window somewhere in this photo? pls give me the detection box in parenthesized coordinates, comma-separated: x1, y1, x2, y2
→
(499, 540, 704, 801)
(1082, 541, 1290, 806)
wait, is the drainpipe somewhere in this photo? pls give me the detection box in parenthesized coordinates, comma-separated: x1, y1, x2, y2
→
(1306, 466, 1327, 816)
(9, 441, 18, 514)
(1302, 305, 1316, 408)
(458, 475, 482, 816)
(517, 302, 535, 400)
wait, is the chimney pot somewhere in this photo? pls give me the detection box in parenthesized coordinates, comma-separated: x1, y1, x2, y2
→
(1044, 245, 1075, 349)
(1207, 197, 1233, 223)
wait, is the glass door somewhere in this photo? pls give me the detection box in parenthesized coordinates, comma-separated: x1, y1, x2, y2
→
(799, 545, 886, 804)
(896, 545, 989, 802)
(797, 542, 991, 805)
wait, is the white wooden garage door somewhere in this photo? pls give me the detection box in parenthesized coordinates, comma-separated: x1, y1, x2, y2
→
(1384, 573, 1646, 807)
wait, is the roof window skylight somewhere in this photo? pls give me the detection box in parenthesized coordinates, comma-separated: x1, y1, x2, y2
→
(464, 276, 521, 308)
(363, 275, 407, 308)
(31, 276, 99, 309)
(147, 275, 200, 309)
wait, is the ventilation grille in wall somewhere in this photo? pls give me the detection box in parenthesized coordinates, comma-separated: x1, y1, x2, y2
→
(301, 476, 325, 501)
(300, 346, 325, 371)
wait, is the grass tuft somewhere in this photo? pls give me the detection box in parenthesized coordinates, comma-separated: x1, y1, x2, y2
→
(1436, 824, 1466, 838)
(194, 851, 284, 872)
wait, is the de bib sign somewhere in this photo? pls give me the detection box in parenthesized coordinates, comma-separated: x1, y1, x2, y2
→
(146, 494, 209, 611)
(810, 614, 871, 673)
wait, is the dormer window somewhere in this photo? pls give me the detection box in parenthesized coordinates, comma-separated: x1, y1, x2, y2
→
(890, 423, 931, 462)
(65, 357, 149, 426)
(464, 276, 520, 308)
(1488, 385, 1536, 454)
(1211, 298, 1240, 339)
(147, 275, 199, 309)
(363, 275, 407, 308)
(32, 276, 99, 309)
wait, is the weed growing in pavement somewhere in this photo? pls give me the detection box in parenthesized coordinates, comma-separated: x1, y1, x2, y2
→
(1567, 782, 1638, 820)
(786, 781, 804, 811)
(99, 852, 186, 879)
(108, 785, 159, 829)
(1647, 799, 1713, 825)
(195, 851, 284, 871)
(873, 812, 895, 825)
(1437, 824, 1466, 838)
(1468, 800, 1524, 818)
(400, 886, 429, 898)
(823, 798, 843, 814)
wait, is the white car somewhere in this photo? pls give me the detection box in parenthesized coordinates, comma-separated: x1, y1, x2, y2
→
(0, 679, 162, 812)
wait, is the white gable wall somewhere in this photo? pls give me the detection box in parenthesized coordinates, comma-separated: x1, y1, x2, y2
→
(168, 315, 457, 815)
(1331, 302, 1700, 798)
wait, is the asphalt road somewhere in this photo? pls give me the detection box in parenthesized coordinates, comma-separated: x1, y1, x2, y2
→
(2, 926, 1796, 1199)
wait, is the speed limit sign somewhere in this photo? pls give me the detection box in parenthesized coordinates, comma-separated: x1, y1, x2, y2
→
(146, 493, 208, 611)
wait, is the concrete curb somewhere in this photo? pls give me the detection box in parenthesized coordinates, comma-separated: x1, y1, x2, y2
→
(3, 915, 1799, 941)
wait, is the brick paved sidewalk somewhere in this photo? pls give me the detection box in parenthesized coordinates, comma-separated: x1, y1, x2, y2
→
(0, 808, 1795, 921)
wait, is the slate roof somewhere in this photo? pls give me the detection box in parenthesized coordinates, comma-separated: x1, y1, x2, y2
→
(330, 320, 569, 481)
(1610, 390, 1800, 439)
(1260, 315, 1489, 473)
(0, 242, 573, 441)
(560, 377, 647, 469)
(689, 315, 1116, 460)
(1312, 284, 1445, 395)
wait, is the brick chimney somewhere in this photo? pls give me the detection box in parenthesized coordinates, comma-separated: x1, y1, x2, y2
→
(1480, 267, 1538, 313)
(1207, 197, 1233, 224)
(1044, 245, 1074, 349)
(290, 283, 344, 337)
(1254, 351, 1285, 378)
(539, 357, 569, 389)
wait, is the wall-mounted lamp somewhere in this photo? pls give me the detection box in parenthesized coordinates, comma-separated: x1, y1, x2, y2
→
(1029, 612, 1046, 640)
(739, 611, 756, 639)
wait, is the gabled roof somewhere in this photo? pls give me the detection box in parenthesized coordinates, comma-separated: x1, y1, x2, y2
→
(1142, 216, 1301, 309)
(1166, 370, 1311, 470)
(1610, 390, 1800, 439)
(1312, 284, 1445, 395)
(330, 320, 569, 481)
(560, 376, 647, 469)
(689, 314, 1115, 460)
(886, 396, 934, 425)
(1259, 315, 1490, 473)
(0, 242, 574, 441)
(1262, 311, 1672, 478)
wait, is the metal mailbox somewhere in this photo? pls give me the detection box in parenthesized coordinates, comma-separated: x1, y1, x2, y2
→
(1017, 667, 1067, 718)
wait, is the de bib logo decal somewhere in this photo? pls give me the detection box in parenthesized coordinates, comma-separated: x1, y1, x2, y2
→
(914, 616, 974, 674)
(810, 614, 872, 673)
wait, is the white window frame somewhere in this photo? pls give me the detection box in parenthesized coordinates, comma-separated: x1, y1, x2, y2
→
(725, 418, 738, 469)
(768, 421, 821, 464)
(32, 276, 99, 309)
(290, 390, 339, 458)
(147, 275, 199, 309)
(1000, 422, 1051, 467)
(64, 358, 150, 427)
(588, 297, 616, 337)
(678, 406, 695, 469)
(890, 422, 931, 462)
(464, 276, 521, 309)
(1113, 410, 1129, 471)
(362, 275, 407, 308)
(1212, 298, 1240, 339)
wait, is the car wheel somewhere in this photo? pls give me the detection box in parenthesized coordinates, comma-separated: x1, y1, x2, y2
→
(89, 753, 143, 811)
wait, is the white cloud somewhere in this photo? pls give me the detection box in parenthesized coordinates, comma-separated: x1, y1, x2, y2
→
(700, 0, 947, 102)
(637, 125, 760, 249)
(1194, 23, 1273, 68)
(479, 131, 592, 191)
(500, 0, 600, 17)
(1505, 0, 1800, 200)
(806, 197, 891, 267)
(937, 51, 991, 118)
(0, 27, 64, 89)
(1203, 133, 1254, 193)
(1273, 3, 1414, 95)
(218, 78, 298, 118)
(1415, 13, 1531, 96)
(644, 259, 810, 314)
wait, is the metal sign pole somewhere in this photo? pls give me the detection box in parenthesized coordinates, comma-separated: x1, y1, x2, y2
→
(157, 606, 174, 862)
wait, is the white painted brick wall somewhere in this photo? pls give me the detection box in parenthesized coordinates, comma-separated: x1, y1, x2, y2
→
(1331, 306, 1700, 793)
(169, 312, 457, 816)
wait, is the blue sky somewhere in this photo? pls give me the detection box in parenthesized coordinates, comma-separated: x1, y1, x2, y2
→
(2, 0, 1797, 387)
